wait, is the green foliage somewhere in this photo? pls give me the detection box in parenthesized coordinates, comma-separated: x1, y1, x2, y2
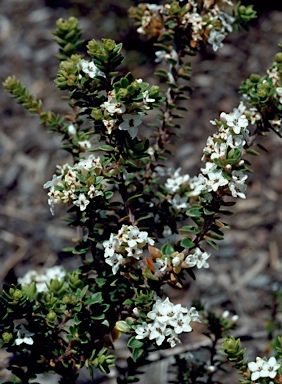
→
(2, 2, 282, 383)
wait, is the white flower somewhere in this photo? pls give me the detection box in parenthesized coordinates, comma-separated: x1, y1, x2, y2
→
(208, 29, 225, 51)
(43, 174, 62, 189)
(276, 87, 282, 103)
(189, 174, 207, 195)
(169, 194, 189, 210)
(206, 169, 229, 192)
(265, 357, 280, 378)
(67, 123, 76, 135)
(148, 321, 170, 346)
(201, 162, 217, 175)
(143, 90, 155, 104)
(18, 266, 66, 292)
(155, 50, 169, 63)
(217, 11, 235, 33)
(154, 257, 169, 275)
(172, 255, 182, 267)
(102, 119, 117, 134)
(147, 4, 163, 11)
(147, 297, 176, 323)
(73, 193, 90, 211)
(165, 169, 190, 193)
(135, 323, 150, 339)
(15, 325, 34, 346)
(125, 244, 143, 258)
(210, 142, 227, 160)
(78, 140, 92, 151)
(77, 154, 103, 173)
(45, 266, 66, 281)
(170, 311, 193, 334)
(167, 331, 181, 347)
(79, 59, 105, 78)
(119, 114, 143, 139)
(88, 185, 103, 199)
(135, 297, 200, 347)
(248, 356, 280, 381)
(105, 253, 124, 275)
(103, 98, 126, 115)
(184, 247, 210, 269)
(228, 170, 248, 199)
(126, 226, 154, 248)
(220, 103, 249, 134)
(103, 225, 154, 274)
(103, 233, 118, 258)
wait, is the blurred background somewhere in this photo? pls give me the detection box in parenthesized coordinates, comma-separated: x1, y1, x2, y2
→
(0, 0, 282, 382)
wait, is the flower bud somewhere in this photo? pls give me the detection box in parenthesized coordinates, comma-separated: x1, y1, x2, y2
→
(12, 289, 23, 300)
(275, 52, 282, 63)
(47, 311, 57, 322)
(149, 85, 160, 99)
(2, 332, 13, 343)
(102, 39, 116, 52)
(250, 74, 260, 83)
(128, 81, 140, 93)
(257, 89, 267, 99)
(117, 88, 128, 100)
(68, 124, 76, 135)
(222, 336, 241, 355)
(91, 108, 103, 121)
(87, 39, 101, 56)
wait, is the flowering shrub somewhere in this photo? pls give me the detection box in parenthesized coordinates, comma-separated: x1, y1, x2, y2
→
(1, 0, 282, 383)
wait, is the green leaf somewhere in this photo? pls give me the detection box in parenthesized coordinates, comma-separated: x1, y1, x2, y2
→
(115, 320, 131, 333)
(256, 143, 268, 153)
(186, 207, 203, 217)
(105, 191, 114, 200)
(127, 193, 143, 202)
(205, 238, 219, 250)
(127, 336, 144, 349)
(161, 243, 175, 255)
(180, 225, 202, 235)
(85, 292, 103, 306)
(123, 299, 132, 305)
(219, 210, 234, 216)
(246, 149, 260, 156)
(99, 144, 115, 152)
(203, 207, 215, 215)
(181, 238, 195, 248)
(208, 231, 224, 240)
(95, 278, 106, 288)
(132, 348, 144, 362)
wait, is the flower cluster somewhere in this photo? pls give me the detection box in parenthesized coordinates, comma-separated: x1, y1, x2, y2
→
(103, 225, 155, 274)
(43, 154, 104, 214)
(189, 102, 254, 198)
(135, 297, 200, 347)
(152, 247, 210, 278)
(132, 0, 236, 52)
(18, 266, 66, 292)
(164, 168, 190, 212)
(163, 102, 257, 204)
(248, 356, 280, 381)
(98, 78, 157, 139)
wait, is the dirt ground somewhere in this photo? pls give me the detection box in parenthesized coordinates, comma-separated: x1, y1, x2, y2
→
(0, 1, 282, 383)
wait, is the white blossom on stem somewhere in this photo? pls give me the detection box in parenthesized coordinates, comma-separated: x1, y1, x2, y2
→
(15, 325, 34, 346)
(135, 297, 200, 348)
(248, 356, 280, 381)
(119, 114, 143, 139)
